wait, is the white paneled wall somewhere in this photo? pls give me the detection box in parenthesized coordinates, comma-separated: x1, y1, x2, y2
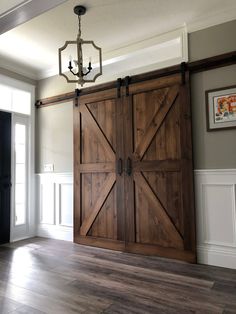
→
(195, 169, 236, 269)
(36, 173, 73, 241)
(36, 170, 236, 269)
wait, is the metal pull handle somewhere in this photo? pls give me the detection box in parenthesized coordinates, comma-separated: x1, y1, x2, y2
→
(126, 157, 132, 176)
(117, 158, 123, 175)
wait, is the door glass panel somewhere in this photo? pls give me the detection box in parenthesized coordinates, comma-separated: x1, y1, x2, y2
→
(15, 145, 25, 163)
(15, 203, 26, 226)
(15, 164, 26, 183)
(15, 184, 25, 203)
(15, 124, 26, 143)
(14, 123, 27, 226)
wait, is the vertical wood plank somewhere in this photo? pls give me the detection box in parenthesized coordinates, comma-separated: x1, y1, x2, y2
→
(178, 72, 196, 254)
(73, 97, 81, 239)
(123, 94, 136, 243)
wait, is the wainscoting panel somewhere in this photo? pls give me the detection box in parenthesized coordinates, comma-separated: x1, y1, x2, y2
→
(58, 183, 73, 227)
(39, 181, 55, 225)
(195, 169, 236, 269)
(36, 173, 73, 241)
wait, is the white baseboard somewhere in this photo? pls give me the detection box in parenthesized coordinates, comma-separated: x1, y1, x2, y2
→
(37, 224, 73, 242)
(197, 245, 236, 269)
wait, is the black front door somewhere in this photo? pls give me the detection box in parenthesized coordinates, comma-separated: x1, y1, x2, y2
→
(0, 111, 11, 244)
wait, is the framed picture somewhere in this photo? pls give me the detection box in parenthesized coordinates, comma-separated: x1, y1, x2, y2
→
(205, 85, 236, 131)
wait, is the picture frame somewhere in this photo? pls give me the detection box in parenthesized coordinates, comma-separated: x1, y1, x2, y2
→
(205, 85, 236, 131)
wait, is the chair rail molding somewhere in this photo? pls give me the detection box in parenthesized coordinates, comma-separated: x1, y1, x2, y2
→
(194, 169, 236, 269)
(36, 172, 73, 241)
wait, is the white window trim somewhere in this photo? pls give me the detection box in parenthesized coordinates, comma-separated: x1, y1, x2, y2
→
(0, 74, 35, 241)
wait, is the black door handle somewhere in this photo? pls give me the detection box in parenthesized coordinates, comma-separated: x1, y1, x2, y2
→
(117, 158, 123, 175)
(126, 157, 132, 176)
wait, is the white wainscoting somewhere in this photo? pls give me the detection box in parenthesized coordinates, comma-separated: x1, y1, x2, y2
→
(36, 173, 73, 241)
(194, 169, 236, 269)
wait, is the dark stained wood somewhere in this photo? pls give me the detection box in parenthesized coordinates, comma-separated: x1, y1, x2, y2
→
(74, 89, 125, 249)
(79, 162, 115, 173)
(73, 97, 81, 238)
(80, 173, 116, 236)
(133, 172, 183, 249)
(178, 72, 196, 252)
(115, 95, 125, 242)
(125, 73, 195, 261)
(133, 85, 179, 160)
(189, 50, 236, 73)
(133, 159, 181, 172)
(123, 93, 136, 244)
(0, 237, 236, 313)
(74, 72, 195, 262)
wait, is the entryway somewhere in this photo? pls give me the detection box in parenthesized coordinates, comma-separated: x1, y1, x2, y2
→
(0, 75, 35, 243)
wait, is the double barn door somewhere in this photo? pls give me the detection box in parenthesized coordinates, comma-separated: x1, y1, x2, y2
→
(74, 73, 196, 262)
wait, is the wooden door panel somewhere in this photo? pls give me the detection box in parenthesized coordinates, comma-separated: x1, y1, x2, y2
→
(135, 91, 181, 161)
(87, 184, 117, 239)
(74, 93, 124, 249)
(133, 85, 179, 160)
(80, 104, 115, 163)
(134, 172, 183, 249)
(142, 171, 183, 236)
(80, 172, 115, 236)
(125, 74, 196, 262)
(87, 100, 117, 152)
(74, 73, 195, 262)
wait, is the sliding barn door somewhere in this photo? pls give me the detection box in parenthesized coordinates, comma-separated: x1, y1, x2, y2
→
(74, 89, 125, 250)
(74, 73, 195, 262)
(124, 73, 196, 262)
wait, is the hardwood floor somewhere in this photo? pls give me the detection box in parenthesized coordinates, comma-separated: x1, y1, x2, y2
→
(0, 238, 235, 313)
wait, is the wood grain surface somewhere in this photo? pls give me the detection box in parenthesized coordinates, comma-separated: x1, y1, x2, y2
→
(74, 73, 195, 262)
(0, 237, 235, 313)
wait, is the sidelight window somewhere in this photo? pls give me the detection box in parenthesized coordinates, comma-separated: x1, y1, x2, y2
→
(14, 123, 27, 225)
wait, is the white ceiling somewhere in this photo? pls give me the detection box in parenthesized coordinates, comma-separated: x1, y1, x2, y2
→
(0, 0, 236, 81)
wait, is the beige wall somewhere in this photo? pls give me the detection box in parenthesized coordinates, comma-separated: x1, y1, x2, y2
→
(36, 74, 72, 100)
(189, 20, 236, 61)
(35, 20, 236, 172)
(36, 101, 73, 173)
(191, 65, 236, 169)
(189, 20, 236, 169)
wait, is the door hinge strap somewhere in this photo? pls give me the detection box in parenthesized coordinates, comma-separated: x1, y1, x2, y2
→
(74, 88, 80, 106)
(124, 76, 131, 96)
(117, 158, 123, 175)
(126, 157, 132, 176)
(116, 78, 122, 98)
(181, 62, 187, 85)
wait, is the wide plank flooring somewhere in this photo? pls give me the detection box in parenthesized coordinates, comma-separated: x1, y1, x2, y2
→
(0, 237, 235, 313)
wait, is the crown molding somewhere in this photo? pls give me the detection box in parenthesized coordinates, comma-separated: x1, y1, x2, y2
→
(0, 57, 39, 81)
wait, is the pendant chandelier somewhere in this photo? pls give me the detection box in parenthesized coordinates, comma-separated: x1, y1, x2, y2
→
(58, 5, 102, 87)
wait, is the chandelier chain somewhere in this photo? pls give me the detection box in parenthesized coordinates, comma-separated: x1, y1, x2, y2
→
(78, 15, 81, 38)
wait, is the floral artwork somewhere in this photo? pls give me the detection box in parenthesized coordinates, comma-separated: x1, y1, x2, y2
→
(206, 86, 236, 131)
(214, 94, 236, 123)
